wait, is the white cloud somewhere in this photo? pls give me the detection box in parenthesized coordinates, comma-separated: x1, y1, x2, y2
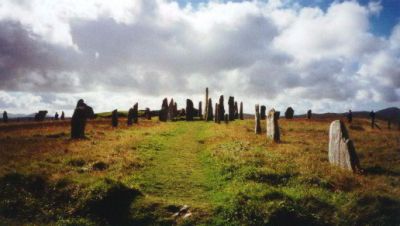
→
(0, 0, 399, 115)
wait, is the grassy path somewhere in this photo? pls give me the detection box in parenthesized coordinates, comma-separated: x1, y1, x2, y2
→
(135, 121, 214, 209)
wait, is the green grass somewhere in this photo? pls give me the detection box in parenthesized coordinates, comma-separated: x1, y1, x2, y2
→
(0, 117, 399, 225)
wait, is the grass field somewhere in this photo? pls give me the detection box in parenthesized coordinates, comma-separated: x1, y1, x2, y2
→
(0, 117, 399, 225)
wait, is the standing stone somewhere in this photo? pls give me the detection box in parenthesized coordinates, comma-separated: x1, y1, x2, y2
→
(55, 112, 59, 120)
(145, 108, 152, 120)
(260, 105, 266, 120)
(239, 102, 243, 120)
(328, 120, 361, 172)
(224, 114, 229, 124)
(71, 99, 92, 139)
(215, 103, 219, 123)
(228, 96, 235, 121)
(174, 103, 178, 119)
(285, 107, 294, 119)
(218, 95, 225, 122)
(112, 109, 118, 127)
(255, 105, 261, 134)
(186, 99, 194, 121)
(61, 111, 65, 120)
(159, 98, 168, 122)
(127, 108, 134, 126)
(205, 87, 209, 121)
(3, 111, 8, 123)
(35, 111, 48, 121)
(234, 101, 239, 119)
(133, 103, 139, 124)
(369, 111, 376, 128)
(307, 110, 312, 119)
(206, 98, 214, 121)
(168, 99, 175, 121)
(198, 101, 203, 119)
(266, 108, 280, 142)
(347, 110, 353, 123)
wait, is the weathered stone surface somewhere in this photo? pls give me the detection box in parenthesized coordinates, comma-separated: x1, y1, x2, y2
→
(206, 98, 213, 121)
(204, 87, 209, 121)
(159, 98, 168, 122)
(54, 112, 59, 120)
(127, 108, 134, 126)
(71, 99, 92, 139)
(239, 102, 243, 120)
(34, 111, 48, 121)
(255, 104, 261, 134)
(112, 109, 118, 127)
(266, 108, 280, 142)
(224, 114, 229, 124)
(133, 103, 138, 124)
(186, 99, 194, 121)
(285, 107, 294, 119)
(168, 99, 175, 121)
(328, 120, 361, 172)
(307, 109, 312, 119)
(145, 108, 152, 120)
(218, 95, 225, 122)
(260, 105, 266, 120)
(234, 101, 239, 119)
(215, 103, 219, 123)
(3, 111, 8, 123)
(60, 111, 65, 120)
(198, 101, 203, 119)
(228, 96, 235, 121)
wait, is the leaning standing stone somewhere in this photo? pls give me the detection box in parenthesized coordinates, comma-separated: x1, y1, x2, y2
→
(112, 109, 118, 127)
(71, 99, 92, 139)
(328, 120, 361, 172)
(255, 104, 261, 134)
(266, 108, 280, 142)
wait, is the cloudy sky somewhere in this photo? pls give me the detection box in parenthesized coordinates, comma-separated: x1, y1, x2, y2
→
(0, 0, 399, 116)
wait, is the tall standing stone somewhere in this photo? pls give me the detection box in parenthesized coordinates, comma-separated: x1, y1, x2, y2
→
(127, 108, 134, 126)
(255, 104, 261, 134)
(206, 98, 213, 121)
(239, 102, 243, 120)
(61, 111, 65, 120)
(71, 99, 92, 139)
(260, 105, 266, 120)
(234, 101, 239, 119)
(133, 103, 138, 124)
(369, 111, 376, 128)
(307, 110, 312, 119)
(215, 103, 219, 123)
(218, 95, 225, 122)
(228, 96, 235, 121)
(204, 87, 209, 121)
(186, 99, 194, 121)
(168, 99, 175, 121)
(285, 107, 294, 119)
(55, 112, 59, 120)
(159, 98, 168, 122)
(198, 101, 203, 119)
(328, 120, 361, 172)
(112, 109, 118, 127)
(3, 111, 8, 123)
(266, 108, 280, 142)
